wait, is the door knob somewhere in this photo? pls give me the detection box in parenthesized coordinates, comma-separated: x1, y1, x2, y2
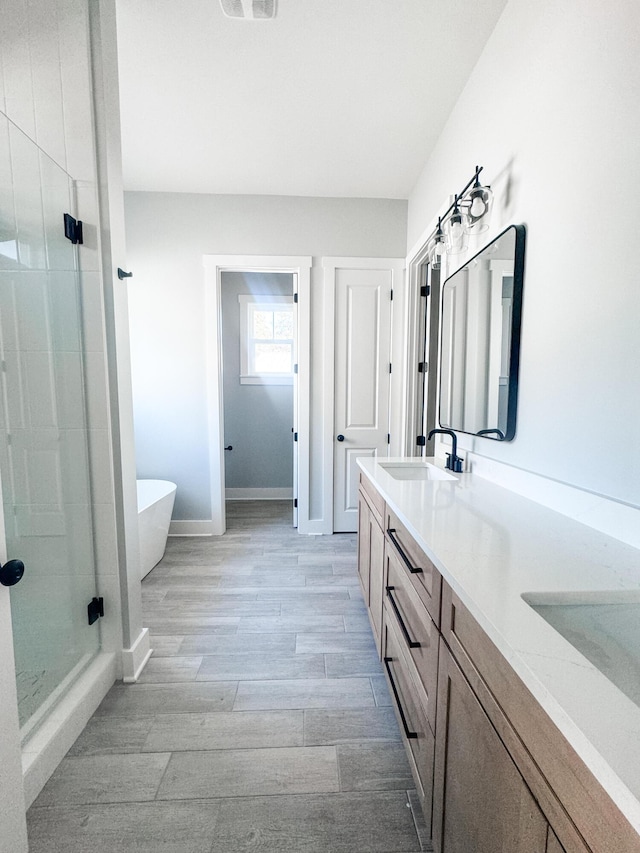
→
(0, 559, 25, 587)
(337, 434, 345, 442)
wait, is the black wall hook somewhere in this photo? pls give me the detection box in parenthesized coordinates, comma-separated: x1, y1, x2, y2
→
(117, 268, 133, 280)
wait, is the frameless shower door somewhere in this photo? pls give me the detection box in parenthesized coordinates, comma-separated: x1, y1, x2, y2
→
(0, 116, 100, 733)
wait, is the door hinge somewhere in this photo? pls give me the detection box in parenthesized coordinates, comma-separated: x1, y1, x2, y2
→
(294, 293, 298, 303)
(389, 363, 392, 374)
(88, 596, 104, 626)
(418, 362, 428, 373)
(294, 432, 298, 442)
(416, 435, 426, 447)
(420, 285, 430, 297)
(387, 433, 391, 445)
(63, 213, 83, 245)
(294, 498, 298, 508)
(390, 289, 393, 301)
(294, 364, 298, 374)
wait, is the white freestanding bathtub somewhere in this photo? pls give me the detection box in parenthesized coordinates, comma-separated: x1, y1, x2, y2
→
(137, 479, 177, 580)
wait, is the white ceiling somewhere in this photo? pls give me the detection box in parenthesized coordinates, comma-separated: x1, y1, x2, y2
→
(115, 0, 507, 199)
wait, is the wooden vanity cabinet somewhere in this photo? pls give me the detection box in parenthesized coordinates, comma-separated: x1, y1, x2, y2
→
(357, 475, 636, 853)
(357, 475, 385, 653)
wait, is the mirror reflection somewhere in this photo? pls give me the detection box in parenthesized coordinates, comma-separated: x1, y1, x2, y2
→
(439, 224, 525, 441)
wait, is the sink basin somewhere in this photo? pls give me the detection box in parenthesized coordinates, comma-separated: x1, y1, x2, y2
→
(523, 591, 640, 707)
(378, 461, 457, 481)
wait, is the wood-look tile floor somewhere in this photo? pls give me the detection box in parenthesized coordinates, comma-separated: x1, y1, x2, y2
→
(27, 501, 430, 852)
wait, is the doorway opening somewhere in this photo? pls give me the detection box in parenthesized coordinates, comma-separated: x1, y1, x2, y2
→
(405, 244, 442, 458)
(204, 256, 312, 535)
(221, 271, 295, 513)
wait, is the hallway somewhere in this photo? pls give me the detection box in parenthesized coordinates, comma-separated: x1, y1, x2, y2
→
(26, 502, 428, 852)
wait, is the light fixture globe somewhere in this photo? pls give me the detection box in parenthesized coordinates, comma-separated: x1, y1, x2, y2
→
(465, 180, 493, 234)
(445, 198, 469, 254)
(428, 219, 446, 269)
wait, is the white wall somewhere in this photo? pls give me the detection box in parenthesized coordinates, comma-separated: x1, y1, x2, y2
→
(408, 0, 640, 510)
(125, 192, 407, 523)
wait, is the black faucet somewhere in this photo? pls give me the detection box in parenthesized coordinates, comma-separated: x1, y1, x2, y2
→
(427, 428, 464, 473)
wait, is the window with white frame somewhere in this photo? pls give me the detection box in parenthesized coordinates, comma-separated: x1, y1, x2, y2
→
(239, 294, 295, 384)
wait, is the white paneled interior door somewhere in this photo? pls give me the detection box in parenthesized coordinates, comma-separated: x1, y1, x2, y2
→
(329, 260, 399, 532)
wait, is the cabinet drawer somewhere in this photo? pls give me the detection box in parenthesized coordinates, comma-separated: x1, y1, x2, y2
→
(385, 506, 441, 626)
(383, 612, 435, 822)
(359, 472, 385, 525)
(385, 545, 438, 734)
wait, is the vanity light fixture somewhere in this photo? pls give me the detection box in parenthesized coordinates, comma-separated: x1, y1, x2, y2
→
(426, 166, 493, 266)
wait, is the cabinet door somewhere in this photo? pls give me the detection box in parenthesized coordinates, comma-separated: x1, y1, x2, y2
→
(357, 489, 384, 654)
(368, 511, 384, 650)
(357, 492, 371, 602)
(433, 641, 548, 853)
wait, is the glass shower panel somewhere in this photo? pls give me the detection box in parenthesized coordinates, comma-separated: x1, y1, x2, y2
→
(0, 116, 99, 732)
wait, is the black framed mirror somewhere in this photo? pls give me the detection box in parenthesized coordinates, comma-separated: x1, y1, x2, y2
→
(438, 224, 526, 441)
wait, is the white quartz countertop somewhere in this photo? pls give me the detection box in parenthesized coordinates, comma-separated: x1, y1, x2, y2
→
(358, 457, 640, 833)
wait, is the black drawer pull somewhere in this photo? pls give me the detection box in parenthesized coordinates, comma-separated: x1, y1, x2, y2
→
(384, 656, 418, 739)
(386, 586, 421, 649)
(387, 528, 423, 574)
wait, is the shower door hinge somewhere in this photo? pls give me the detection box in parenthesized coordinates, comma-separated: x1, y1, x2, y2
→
(390, 289, 394, 301)
(294, 293, 298, 303)
(420, 285, 430, 297)
(294, 498, 298, 508)
(294, 364, 298, 374)
(387, 433, 391, 445)
(63, 213, 83, 245)
(294, 432, 298, 442)
(416, 435, 426, 447)
(418, 362, 428, 373)
(389, 363, 392, 374)
(87, 597, 104, 626)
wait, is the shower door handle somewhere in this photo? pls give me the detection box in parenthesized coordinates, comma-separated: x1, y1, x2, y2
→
(0, 559, 25, 587)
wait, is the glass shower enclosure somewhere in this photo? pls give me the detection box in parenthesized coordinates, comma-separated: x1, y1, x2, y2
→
(0, 115, 100, 736)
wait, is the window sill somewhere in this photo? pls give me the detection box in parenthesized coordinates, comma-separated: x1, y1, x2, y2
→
(240, 375, 293, 386)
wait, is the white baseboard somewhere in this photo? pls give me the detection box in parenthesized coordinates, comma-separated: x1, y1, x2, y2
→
(22, 653, 117, 808)
(121, 627, 152, 682)
(168, 519, 215, 536)
(225, 488, 293, 500)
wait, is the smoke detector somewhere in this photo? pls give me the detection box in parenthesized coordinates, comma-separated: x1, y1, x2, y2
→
(220, 0, 276, 19)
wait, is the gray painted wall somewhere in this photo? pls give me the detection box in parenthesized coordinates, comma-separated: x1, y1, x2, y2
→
(221, 271, 293, 489)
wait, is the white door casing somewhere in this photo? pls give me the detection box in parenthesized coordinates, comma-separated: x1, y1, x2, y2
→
(0, 469, 29, 853)
(324, 258, 404, 533)
(204, 255, 312, 535)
